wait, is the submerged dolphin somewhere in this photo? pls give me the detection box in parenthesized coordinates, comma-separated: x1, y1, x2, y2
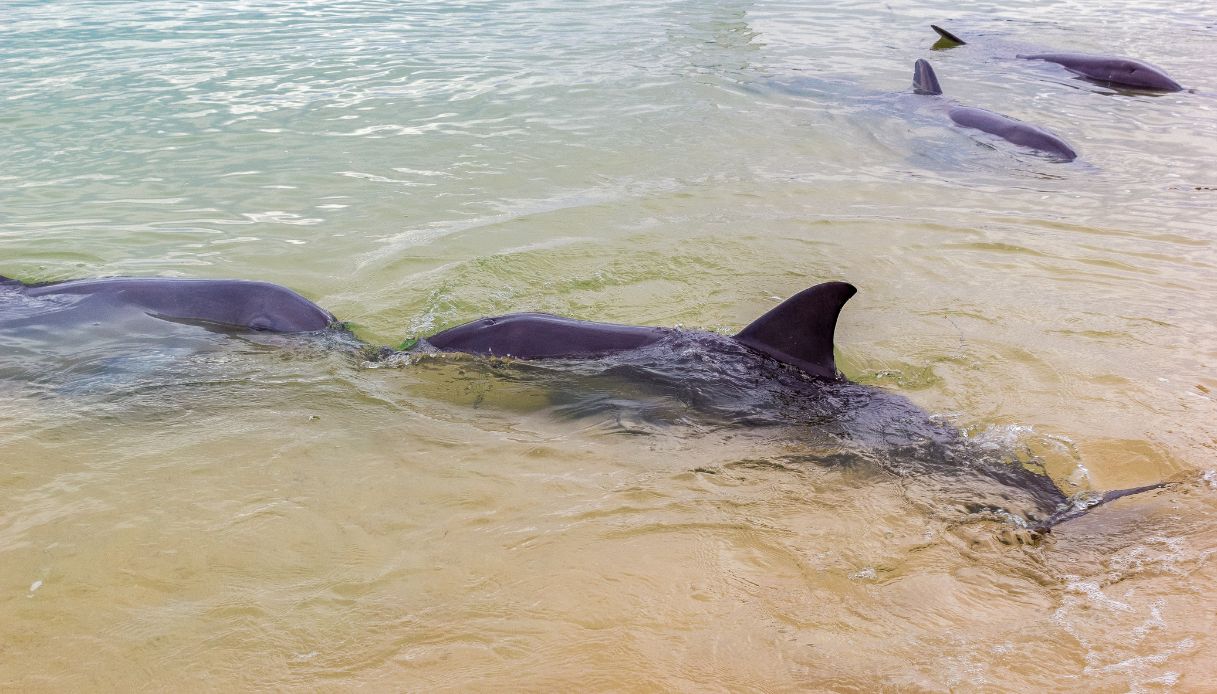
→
(410, 280, 1166, 531)
(931, 24, 1184, 92)
(0, 275, 334, 332)
(1, 274, 342, 399)
(911, 59, 1078, 161)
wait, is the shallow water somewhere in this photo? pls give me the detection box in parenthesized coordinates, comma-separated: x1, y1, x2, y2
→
(3, 0, 1217, 690)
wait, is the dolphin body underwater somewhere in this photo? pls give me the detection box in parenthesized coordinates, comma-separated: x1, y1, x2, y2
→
(757, 61, 1079, 161)
(930, 24, 1184, 93)
(0, 273, 1169, 533)
(911, 59, 1078, 161)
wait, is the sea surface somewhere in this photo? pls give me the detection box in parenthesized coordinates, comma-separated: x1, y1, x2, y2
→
(2, 0, 1216, 690)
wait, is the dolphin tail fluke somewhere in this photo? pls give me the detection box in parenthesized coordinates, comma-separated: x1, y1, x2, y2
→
(734, 281, 857, 381)
(1037, 481, 1171, 531)
(930, 24, 966, 46)
(912, 59, 944, 95)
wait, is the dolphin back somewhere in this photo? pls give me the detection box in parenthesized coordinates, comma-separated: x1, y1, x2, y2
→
(947, 107, 1078, 161)
(422, 312, 668, 358)
(733, 281, 857, 381)
(421, 281, 858, 381)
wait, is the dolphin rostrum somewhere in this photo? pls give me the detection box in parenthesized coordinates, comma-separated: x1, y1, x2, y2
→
(931, 24, 1183, 92)
(912, 59, 1078, 161)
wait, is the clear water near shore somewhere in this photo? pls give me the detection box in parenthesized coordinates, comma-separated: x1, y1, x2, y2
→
(2, 0, 1217, 690)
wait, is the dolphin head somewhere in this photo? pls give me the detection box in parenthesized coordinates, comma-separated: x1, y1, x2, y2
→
(16, 277, 336, 333)
(1083, 57, 1183, 91)
(1018, 53, 1183, 92)
(212, 281, 335, 332)
(99, 279, 335, 332)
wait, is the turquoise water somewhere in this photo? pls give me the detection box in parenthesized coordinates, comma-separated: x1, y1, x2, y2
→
(3, 0, 1217, 689)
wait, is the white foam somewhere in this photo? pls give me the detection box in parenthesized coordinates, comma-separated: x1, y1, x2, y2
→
(1063, 577, 1132, 613)
(849, 567, 877, 581)
(1131, 600, 1166, 643)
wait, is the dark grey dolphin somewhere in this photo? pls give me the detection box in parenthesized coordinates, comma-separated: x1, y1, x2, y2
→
(931, 24, 1184, 92)
(912, 59, 1078, 161)
(1, 274, 347, 400)
(1017, 53, 1183, 93)
(0, 275, 334, 332)
(412, 281, 1166, 531)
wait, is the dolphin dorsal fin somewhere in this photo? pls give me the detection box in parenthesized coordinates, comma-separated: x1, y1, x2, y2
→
(930, 24, 966, 46)
(733, 281, 857, 380)
(913, 59, 943, 95)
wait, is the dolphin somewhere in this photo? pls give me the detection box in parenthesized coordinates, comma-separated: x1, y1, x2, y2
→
(0, 275, 334, 332)
(930, 24, 1184, 92)
(1017, 53, 1184, 93)
(1, 274, 343, 398)
(409, 280, 1166, 531)
(911, 59, 1078, 161)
